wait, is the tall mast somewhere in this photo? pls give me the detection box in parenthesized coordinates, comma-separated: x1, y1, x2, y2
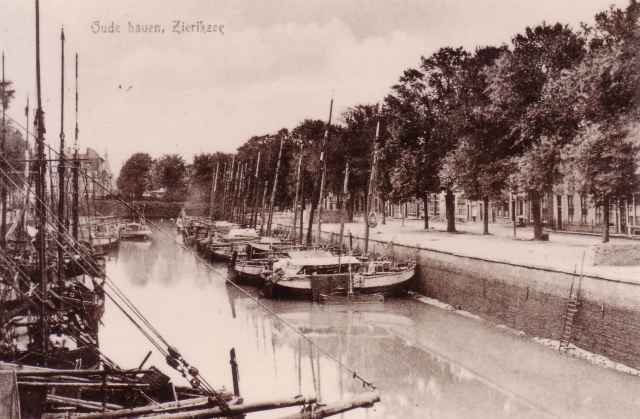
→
(35, 0, 49, 363)
(291, 142, 303, 242)
(364, 106, 381, 256)
(338, 161, 349, 255)
(316, 98, 333, 244)
(266, 135, 285, 237)
(57, 27, 66, 284)
(251, 151, 261, 228)
(1, 52, 7, 249)
(72, 53, 79, 240)
(22, 97, 30, 238)
(209, 161, 219, 220)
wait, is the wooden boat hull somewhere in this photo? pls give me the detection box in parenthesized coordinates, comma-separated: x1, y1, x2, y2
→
(266, 268, 414, 300)
(227, 264, 266, 287)
(119, 232, 151, 241)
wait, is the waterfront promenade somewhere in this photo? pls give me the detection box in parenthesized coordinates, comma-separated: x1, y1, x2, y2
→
(282, 215, 640, 284)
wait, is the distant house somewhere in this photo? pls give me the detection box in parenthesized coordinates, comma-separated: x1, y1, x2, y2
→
(143, 187, 167, 199)
(62, 147, 114, 199)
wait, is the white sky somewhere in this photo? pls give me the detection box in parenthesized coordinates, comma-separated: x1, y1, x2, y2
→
(0, 0, 628, 175)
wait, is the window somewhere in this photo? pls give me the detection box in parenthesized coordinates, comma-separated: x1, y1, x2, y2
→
(580, 194, 588, 224)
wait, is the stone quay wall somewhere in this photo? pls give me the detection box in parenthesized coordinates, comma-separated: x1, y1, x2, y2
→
(296, 226, 640, 370)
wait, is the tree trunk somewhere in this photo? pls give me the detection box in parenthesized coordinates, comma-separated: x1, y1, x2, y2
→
(347, 193, 355, 223)
(531, 190, 544, 240)
(423, 196, 429, 230)
(381, 199, 386, 225)
(603, 196, 610, 243)
(306, 199, 317, 246)
(445, 189, 456, 233)
(482, 196, 489, 235)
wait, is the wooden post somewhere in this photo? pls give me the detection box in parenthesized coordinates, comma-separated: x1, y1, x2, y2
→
(230, 348, 240, 397)
(511, 193, 517, 240)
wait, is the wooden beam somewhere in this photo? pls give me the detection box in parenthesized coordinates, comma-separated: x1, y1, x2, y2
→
(72, 395, 316, 419)
(47, 394, 123, 411)
(275, 391, 380, 419)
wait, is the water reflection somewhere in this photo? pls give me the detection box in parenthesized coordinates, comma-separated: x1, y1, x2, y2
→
(100, 226, 640, 419)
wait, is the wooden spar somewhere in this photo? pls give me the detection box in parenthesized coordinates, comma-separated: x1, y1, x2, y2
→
(72, 53, 79, 241)
(291, 142, 303, 242)
(209, 161, 219, 220)
(21, 97, 30, 238)
(241, 161, 250, 224)
(57, 26, 65, 285)
(1, 51, 6, 249)
(259, 179, 268, 234)
(231, 158, 239, 221)
(71, 395, 316, 419)
(230, 155, 238, 219)
(219, 161, 228, 218)
(275, 392, 380, 419)
(267, 135, 285, 236)
(69, 396, 214, 418)
(17, 381, 149, 388)
(35, 0, 49, 363)
(225, 156, 235, 219)
(241, 161, 248, 223)
(299, 167, 304, 243)
(338, 161, 349, 255)
(364, 107, 380, 256)
(135, 396, 318, 419)
(316, 98, 333, 244)
(16, 368, 154, 377)
(47, 394, 123, 411)
(231, 161, 240, 222)
(230, 347, 240, 397)
(251, 151, 261, 227)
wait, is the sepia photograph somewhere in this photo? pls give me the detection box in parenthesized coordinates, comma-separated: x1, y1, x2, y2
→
(2, 0, 640, 417)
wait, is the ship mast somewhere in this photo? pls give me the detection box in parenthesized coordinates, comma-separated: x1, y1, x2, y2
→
(364, 106, 381, 256)
(34, 0, 49, 362)
(72, 53, 79, 241)
(57, 27, 66, 284)
(315, 98, 333, 244)
(266, 135, 284, 236)
(1, 52, 7, 249)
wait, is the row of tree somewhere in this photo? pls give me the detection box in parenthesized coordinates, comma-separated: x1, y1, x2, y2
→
(116, 1, 640, 242)
(116, 153, 188, 201)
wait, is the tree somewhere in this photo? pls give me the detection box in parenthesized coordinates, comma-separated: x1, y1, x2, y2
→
(423, 47, 470, 233)
(385, 67, 439, 230)
(117, 152, 153, 199)
(559, 1, 640, 242)
(340, 104, 381, 221)
(191, 152, 230, 203)
(443, 45, 511, 235)
(566, 123, 639, 242)
(154, 154, 187, 200)
(485, 23, 586, 239)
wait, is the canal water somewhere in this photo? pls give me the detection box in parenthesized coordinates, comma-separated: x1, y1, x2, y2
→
(100, 226, 640, 418)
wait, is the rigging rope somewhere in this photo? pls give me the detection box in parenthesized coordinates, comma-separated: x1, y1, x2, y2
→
(2, 113, 377, 391)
